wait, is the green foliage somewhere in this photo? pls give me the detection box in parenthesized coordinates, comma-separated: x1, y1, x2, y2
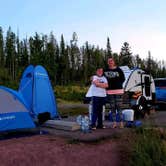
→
(119, 42, 133, 67)
(58, 106, 88, 117)
(129, 128, 166, 166)
(55, 85, 88, 102)
(0, 26, 165, 87)
(106, 37, 112, 61)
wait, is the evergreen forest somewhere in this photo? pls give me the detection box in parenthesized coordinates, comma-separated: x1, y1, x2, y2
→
(0, 27, 165, 88)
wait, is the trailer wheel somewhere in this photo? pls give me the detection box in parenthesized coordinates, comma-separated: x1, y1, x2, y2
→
(135, 96, 147, 118)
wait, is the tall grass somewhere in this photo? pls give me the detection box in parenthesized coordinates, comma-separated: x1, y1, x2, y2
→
(55, 85, 88, 102)
(130, 128, 166, 166)
(58, 106, 88, 117)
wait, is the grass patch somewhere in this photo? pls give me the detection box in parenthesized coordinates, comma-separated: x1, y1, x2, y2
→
(54, 85, 89, 116)
(55, 85, 88, 102)
(58, 106, 88, 117)
(129, 127, 166, 166)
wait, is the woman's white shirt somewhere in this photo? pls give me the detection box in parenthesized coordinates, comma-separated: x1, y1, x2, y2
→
(91, 75, 108, 97)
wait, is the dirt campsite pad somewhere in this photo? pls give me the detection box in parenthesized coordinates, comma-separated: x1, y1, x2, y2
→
(0, 111, 165, 166)
(0, 129, 132, 166)
(0, 117, 133, 166)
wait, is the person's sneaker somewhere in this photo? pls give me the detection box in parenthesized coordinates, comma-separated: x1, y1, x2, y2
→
(90, 125, 96, 130)
(91, 126, 96, 130)
(97, 126, 106, 129)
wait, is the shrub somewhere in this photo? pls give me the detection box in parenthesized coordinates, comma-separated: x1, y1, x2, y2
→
(130, 128, 166, 166)
(55, 85, 88, 102)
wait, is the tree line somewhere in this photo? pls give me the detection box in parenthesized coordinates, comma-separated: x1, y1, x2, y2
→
(0, 26, 165, 88)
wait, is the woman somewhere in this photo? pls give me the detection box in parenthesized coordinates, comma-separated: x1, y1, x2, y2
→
(90, 68, 108, 129)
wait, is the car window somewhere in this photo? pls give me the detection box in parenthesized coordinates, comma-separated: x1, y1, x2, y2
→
(154, 80, 166, 87)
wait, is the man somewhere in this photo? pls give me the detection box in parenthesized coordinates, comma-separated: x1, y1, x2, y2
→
(104, 58, 125, 128)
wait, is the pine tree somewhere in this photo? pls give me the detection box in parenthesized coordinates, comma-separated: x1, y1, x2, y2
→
(119, 42, 133, 67)
(106, 37, 112, 58)
(133, 54, 142, 68)
(70, 32, 81, 82)
(0, 27, 4, 67)
(46, 32, 58, 83)
(59, 34, 69, 85)
(21, 38, 29, 66)
(55, 42, 60, 84)
(82, 42, 95, 83)
(146, 51, 152, 71)
(29, 32, 44, 65)
(5, 27, 17, 80)
(145, 51, 160, 77)
(94, 46, 105, 69)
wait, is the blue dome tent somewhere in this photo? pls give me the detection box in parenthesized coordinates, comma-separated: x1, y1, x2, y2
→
(0, 86, 35, 132)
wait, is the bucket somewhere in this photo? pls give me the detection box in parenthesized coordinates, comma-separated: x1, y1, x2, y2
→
(122, 109, 134, 121)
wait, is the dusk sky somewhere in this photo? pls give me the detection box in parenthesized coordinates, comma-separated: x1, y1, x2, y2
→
(1, 0, 166, 61)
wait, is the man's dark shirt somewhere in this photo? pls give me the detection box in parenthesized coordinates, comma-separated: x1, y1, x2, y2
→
(104, 67, 125, 90)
